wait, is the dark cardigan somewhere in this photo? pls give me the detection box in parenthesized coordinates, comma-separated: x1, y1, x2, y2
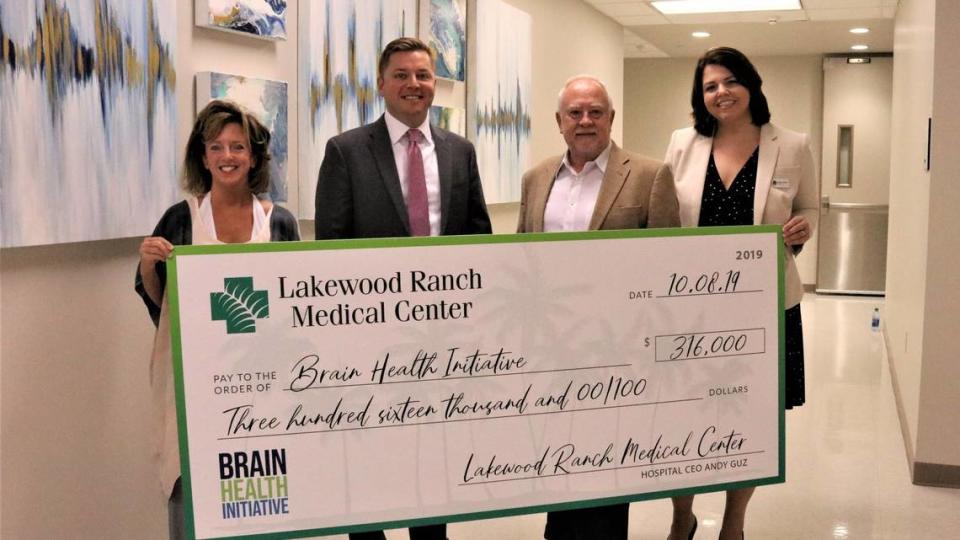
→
(134, 200, 300, 326)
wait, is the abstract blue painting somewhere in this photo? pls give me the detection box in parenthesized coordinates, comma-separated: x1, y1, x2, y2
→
(473, 0, 531, 204)
(429, 0, 465, 81)
(299, 0, 418, 217)
(0, 0, 178, 247)
(196, 72, 289, 202)
(196, 0, 286, 40)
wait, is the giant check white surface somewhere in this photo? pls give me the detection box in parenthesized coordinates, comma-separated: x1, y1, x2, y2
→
(168, 226, 785, 539)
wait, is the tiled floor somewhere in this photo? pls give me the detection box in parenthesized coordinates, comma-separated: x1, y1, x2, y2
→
(359, 295, 960, 539)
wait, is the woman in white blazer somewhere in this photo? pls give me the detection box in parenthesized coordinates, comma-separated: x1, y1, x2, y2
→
(663, 47, 819, 540)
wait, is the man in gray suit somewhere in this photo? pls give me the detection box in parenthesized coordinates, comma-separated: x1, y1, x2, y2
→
(315, 37, 491, 241)
(517, 75, 680, 540)
(314, 37, 491, 540)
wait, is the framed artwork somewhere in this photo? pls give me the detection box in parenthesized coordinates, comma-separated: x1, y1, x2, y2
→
(0, 0, 177, 247)
(196, 72, 289, 202)
(430, 106, 466, 136)
(195, 0, 287, 40)
(428, 0, 466, 81)
(472, 0, 531, 204)
(298, 0, 418, 217)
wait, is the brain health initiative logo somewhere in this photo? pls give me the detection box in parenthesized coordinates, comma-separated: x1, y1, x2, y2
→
(210, 277, 269, 334)
(220, 448, 289, 519)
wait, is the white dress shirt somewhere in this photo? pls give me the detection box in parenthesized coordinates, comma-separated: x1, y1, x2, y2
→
(544, 143, 612, 232)
(384, 111, 442, 236)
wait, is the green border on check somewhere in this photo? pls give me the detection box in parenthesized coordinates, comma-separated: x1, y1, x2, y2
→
(167, 225, 786, 540)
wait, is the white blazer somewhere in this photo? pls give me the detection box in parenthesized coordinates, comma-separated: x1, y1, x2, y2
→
(664, 123, 819, 308)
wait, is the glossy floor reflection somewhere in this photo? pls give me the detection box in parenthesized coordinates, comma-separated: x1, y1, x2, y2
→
(361, 295, 960, 539)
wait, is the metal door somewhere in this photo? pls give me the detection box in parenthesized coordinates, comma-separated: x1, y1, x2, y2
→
(815, 55, 892, 295)
(816, 200, 887, 294)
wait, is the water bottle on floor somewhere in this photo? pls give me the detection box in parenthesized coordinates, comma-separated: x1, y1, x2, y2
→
(871, 308, 880, 331)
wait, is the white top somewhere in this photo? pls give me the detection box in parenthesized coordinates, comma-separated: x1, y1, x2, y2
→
(384, 111, 441, 236)
(153, 194, 274, 498)
(193, 193, 272, 243)
(544, 143, 612, 232)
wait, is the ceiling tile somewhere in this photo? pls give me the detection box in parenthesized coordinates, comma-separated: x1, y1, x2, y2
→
(625, 18, 894, 57)
(618, 14, 672, 25)
(663, 12, 746, 24)
(806, 7, 884, 21)
(625, 44, 670, 58)
(733, 10, 809, 23)
(800, 0, 883, 7)
(599, 2, 661, 16)
(623, 28, 669, 57)
(601, 1, 894, 58)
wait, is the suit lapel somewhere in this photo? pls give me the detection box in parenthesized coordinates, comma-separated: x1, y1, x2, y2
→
(684, 134, 712, 227)
(531, 158, 563, 232)
(368, 117, 410, 233)
(432, 125, 452, 233)
(755, 124, 780, 225)
(589, 144, 629, 230)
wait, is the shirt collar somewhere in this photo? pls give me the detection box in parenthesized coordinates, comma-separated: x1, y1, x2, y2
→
(559, 142, 613, 177)
(385, 111, 433, 146)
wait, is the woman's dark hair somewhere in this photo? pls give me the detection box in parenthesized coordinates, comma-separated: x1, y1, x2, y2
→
(182, 99, 272, 195)
(691, 47, 771, 136)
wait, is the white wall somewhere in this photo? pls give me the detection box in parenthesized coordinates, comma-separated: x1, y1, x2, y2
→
(885, 0, 934, 464)
(1, 2, 302, 536)
(0, 1, 625, 537)
(183, 4, 300, 206)
(623, 57, 697, 160)
(623, 55, 823, 286)
(885, 0, 960, 478)
(1, 239, 163, 539)
(488, 0, 625, 233)
(916, 0, 960, 471)
(504, 0, 624, 162)
(821, 57, 893, 206)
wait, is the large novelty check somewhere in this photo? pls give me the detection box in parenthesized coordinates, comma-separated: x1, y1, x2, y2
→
(168, 226, 785, 539)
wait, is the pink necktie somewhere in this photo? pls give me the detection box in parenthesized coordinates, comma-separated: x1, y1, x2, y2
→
(405, 129, 430, 236)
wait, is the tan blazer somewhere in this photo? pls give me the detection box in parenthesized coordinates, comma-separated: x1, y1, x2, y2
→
(664, 124, 819, 307)
(517, 142, 680, 233)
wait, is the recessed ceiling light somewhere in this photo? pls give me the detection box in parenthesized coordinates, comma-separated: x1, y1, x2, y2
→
(851, 44, 869, 51)
(850, 27, 870, 34)
(651, 0, 801, 15)
(691, 31, 711, 38)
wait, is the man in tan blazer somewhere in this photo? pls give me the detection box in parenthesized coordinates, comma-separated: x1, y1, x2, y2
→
(517, 76, 679, 539)
(518, 76, 679, 234)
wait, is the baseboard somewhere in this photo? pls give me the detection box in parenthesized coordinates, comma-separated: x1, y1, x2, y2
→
(881, 327, 917, 471)
(883, 328, 960, 488)
(913, 461, 960, 488)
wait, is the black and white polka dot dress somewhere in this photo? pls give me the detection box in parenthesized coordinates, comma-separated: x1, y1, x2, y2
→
(698, 147, 806, 409)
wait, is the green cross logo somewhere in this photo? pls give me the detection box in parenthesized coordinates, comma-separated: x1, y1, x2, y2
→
(210, 277, 269, 334)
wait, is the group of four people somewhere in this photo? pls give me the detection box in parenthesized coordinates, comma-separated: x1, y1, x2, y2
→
(137, 37, 816, 540)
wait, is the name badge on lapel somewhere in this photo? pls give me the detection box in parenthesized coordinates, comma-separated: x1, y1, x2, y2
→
(772, 176, 791, 189)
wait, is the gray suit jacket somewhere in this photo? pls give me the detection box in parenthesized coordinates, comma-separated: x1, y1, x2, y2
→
(315, 115, 491, 239)
(517, 142, 680, 232)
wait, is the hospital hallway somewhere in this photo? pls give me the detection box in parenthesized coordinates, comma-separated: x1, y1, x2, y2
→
(366, 295, 960, 540)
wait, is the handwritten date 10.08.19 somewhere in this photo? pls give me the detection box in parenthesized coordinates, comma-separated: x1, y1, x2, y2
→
(666, 270, 741, 297)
